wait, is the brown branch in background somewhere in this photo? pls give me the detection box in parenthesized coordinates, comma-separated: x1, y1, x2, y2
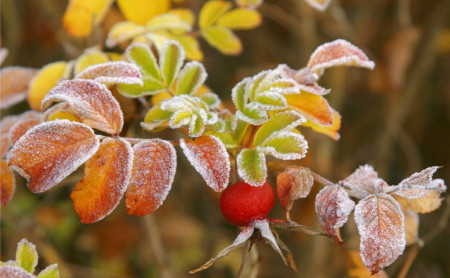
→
(144, 215, 173, 278)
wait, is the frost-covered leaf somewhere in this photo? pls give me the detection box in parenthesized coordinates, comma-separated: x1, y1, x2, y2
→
(354, 194, 405, 274)
(340, 165, 388, 199)
(142, 103, 172, 131)
(63, 0, 113, 37)
(105, 21, 146, 48)
(126, 140, 176, 216)
(116, 0, 170, 25)
(0, 67, 38, 109)
(71, 138, 133, 223)
(199, 92, 221, 108)
(175, 62, 207, 95)
(1, 116, 21, 157)
(235, 0, 263, 9)
(202, 26, 242, 55)
(305, 0, 332, 11)
(42, 103, 81, 123)
(0, 265, 34, 278)
(258, 131, 308, 160)
(189, 223, 254, 274)
(237, 148, 266, 187)
(277, 166, 314, 220)
(36, 264, 59, 278)
(403, 209, 419, 245)
(231, 78, 249, 111)
(180, 135, 230, 192)
(308, 39, 375, 75)
(199, 0, 232, 29)
(236, 104, 268, 125)
(253, 219, 288, 263)
(75, 61, 143, 85)
(7, 120, 100, 193)
(16, 239, 38, 273)
(302, 110, 341, 140)
(315, 185, 355, 244)
(396, 166, 445, 193)
(394, 190, 443, 213)
(126, 43, 162, 82)
(146, 14, 192, 32)
(74, 50, 109, 75)
(42, 79, 124, 135)
(8, 112, 42, 145)
(347, 250, 389, 278)
(160, 41, 185, 87)
(286, 92, 334, 126)
(28, 61, 69, 111)
(1, 160, 15, 206)
(216, 9, 262, 30)
(253, 111, 305, 146)
(117, 77, 166, 98)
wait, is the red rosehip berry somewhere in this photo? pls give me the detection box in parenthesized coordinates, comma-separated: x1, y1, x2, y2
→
(220, 181, 275, 226)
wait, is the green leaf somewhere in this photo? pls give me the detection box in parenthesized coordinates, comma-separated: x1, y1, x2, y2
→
(231, 78, 249, 111)
(16, 239, 38, 273)
(201, 26, 242, 55)
(206, 131, 237, 148)
(237, 148, 267, 187)
(231, 120, 249, 143)
(170, 111, 192, 127)
(253, 92, 287, 110)
(117, 77, 165, 97)
(259, 131, 308, 160)
(160, 41, 185, 87)
(175, 61, 207, 95)
(144, 103, 172, 123)
(199, 92, 220, 108)
(37, 264, 60, 278)
(253, 111, 305, 146)
(199, 0, 232, 29)
(190, 114, 205, 137)
(126, 43, 161, 81)
(237, 104, 268, 125)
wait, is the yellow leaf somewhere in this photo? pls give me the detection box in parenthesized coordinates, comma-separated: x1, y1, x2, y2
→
(236, 0, 263, 9)
(302, 110, 341, 140)
(63, 0, 114, 38)
(347, 250, 389, 278)
(168, 9, 195, 27)
(151, 91, 172, 105)
(174, 35, 204, 61)
(199, 0, 232, 29)
(202, 26, 242, 55)
(217, 9, 262, 30)
(116, 0, 171, 25)
(286, 92, 334, 126)
(106, 21, 146, 48)
(28, 61, 69, 111)
(47, 111, 81, 122)
(75, 50, 109, 75)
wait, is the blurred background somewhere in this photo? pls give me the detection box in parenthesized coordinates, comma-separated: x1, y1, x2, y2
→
(1, 0, 449, 277)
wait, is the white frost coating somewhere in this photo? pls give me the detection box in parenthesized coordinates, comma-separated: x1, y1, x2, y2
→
(397, 166, 443, 191)
(235, 109, 268, 126)
(159, 40, 185, 87)
(38, 264, 60, 278)
(304, 0, 332, 11)
(259, 131, 308, 160)
(0, 265, 34, 278)
(180, 135, 230, 192)
(231, 78, 251, 111)
(0, 66, 39, 109)
(253, 91, 288, 111)
(200, 92, 221, 109)
(16, 238, 38, 271)
(237, 148, 267, 187)
(7, 120, 100, 193)
(354, 193, 405, 274)
(257, 78, 300, 96)
(42, 79, 124, 135)
(176, 61, 207, 95)
(340, 165, 388, 199)
(8, 111, 42, 145)
(210, 224, 255, 262)
(253, 219, 286, 261)
(308, 39, 375, 75)
(75, 61, 143, 86)
(297, 83, 331, 95)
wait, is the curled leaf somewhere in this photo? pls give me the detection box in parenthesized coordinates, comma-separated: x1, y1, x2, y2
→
(0, 67, 38, 109)
(126, 140, 176, 216)
(1, 160, 15, 206)
(394, 190, 443, 213)
(315, 185, 355, 244)
(8, 111, 42, 145)
(286, 92, 334, 126)
(354, 194, 405, 274)
(180, 135, 230, 192)
(71, 138, 133, 223)
(7, 120, 100, 193)
(340, 165, 388, 199)
(75, 61, 143, 85)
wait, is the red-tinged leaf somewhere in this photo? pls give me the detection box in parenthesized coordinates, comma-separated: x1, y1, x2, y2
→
(75, 61, 143, 85)
(71, 138, 133, 223)
(394, 190, 443, 213)
(126, 139, 176, 216)
(276, 166, 314, 220)
(42, 79, 124, 135)
(180, 135, 230, 192)
(1, 160, 15, 205)
(354, 194, 405, 274)
(8, 112, 42, 145)
(7, 120, 100, 193)
(340, 165, 388, 199)
(0, 265, 34, 278)
(308, 39, 375, 75)
(397, 166, 445, 191)
(315, 185, 355, 244)
(1, 116, 21, 158)
(0, 67, 38, 109)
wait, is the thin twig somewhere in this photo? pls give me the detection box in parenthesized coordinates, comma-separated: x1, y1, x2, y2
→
(237, 241, 254, 278)
(144, 215, 173, 278)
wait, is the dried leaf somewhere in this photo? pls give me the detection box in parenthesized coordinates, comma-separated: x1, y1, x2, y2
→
(315, 185, 355, 244)
(277, 166, 314, 219)
(216, 9, 262, 30)
(237, 148, 267, 187)
(354, 194, 405, 274)
(286, 92, 334, 126)
(403, 209, 419, 245)
(16, 239, 38, 273)
(199, 0, 232, 29)
(347, 250, 389, 278)
(71, 138, 133, 223)
(0, 265, 34, 278)
(305, 0, 332, 11)
(42, 79, 124, 135)
(253, 219, 287, 264)
(394, 191, 443, 213)
(75, 61, 143, 85)
(7, 120, 100, 193)
(397, 166, 445, 192)
(180, 135, 230, 192)
(126, 139, 176, 216)
(202, 26, 242, 55)
(0, 67, 38, 109)
(308, 39, 375, 75)
(116, 0, 170, 25)
(340, 165, 388, 199)
(1, 160, 15, 206)
(8, 112, 42, 145)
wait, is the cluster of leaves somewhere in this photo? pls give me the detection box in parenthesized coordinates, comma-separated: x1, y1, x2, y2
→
(0, 238, 60, 278)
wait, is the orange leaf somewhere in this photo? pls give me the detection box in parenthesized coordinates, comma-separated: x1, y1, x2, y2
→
(0, 67, 38, 109)
(75, 61, 143, 85)
(180, 135, 230, 192)
(126, 139, 176, 216)
(71, 138, 133, 223)
(7, 120, 100, 193)
(286, 92, 334, 126)
(8, 111, 42, 145)
(42, 79, 124, 135)
(347, 250, 389, 278)
(355, 194, 405, 274)
(302, 110, 341, 140)
(1, 159, 15, 205)
(1, 116, 21, 158)
(315, 185, 355, 244)
(394, 190, 443, 213)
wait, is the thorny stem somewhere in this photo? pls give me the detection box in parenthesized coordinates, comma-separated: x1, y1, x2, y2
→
(237, 241, 254, 278)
